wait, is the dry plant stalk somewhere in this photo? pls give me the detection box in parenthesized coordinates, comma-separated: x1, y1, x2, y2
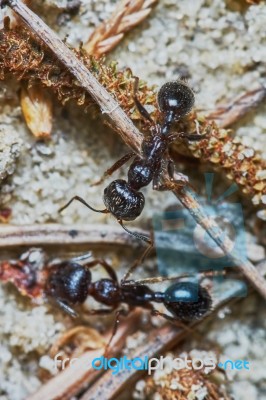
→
(49, 326, 106, 360)
(0, 23, 155, 135)
(20, 84, 53, 138)
(84, 0, 157, 57)
(1, 0, 266, 299)
(0, 223, 148, 248)
(15, 0, 156, 138)
(28, 310, 142, 400)
(0, 25, 265, 208)
(184, 118, 266, 208)
(205, 86, 266, 129)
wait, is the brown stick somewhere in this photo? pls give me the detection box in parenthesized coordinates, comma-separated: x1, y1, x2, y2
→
(0, 224, 148, 248)
(3, 0, 266, 299)
(27, 310, 142, 400)
(205, 86, 266, 128)
(0, 0, 142, 152)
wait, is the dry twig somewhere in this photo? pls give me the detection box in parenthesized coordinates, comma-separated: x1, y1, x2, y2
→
(0, 223, 148, 248)
(205, 86, 266, 129)
(84, 0, 158, 57)
(27, 310, 142, 400)
(1, 0, 266, 299)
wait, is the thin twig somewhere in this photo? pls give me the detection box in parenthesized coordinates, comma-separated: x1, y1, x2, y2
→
(0, 0, 142, 152)
(2, 0, 266, 299)
(0, 224, 148, 249)
(205, 86, 266, 128)
(27, 310, 142, 400)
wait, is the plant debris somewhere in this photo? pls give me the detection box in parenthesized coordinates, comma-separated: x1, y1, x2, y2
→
(20, 84, 53, 139)
(84, 0, 158, 57)
(0, 24, 265, 212)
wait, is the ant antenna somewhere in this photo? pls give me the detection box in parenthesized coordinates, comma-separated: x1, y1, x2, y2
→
(121, 240, 154, 284)
(59, 195, 108, 214)
(133, 76, 154, 124)
(118, 220, 151, 244)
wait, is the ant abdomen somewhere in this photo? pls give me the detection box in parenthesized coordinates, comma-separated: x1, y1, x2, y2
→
(158, 81, 195, 119)
(103, 179, 145, 221)
(128, 158, 154, 190)
(164, 281, 212, 321)
(47, 262, 91, 304)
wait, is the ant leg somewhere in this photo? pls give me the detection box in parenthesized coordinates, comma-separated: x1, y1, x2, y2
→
(104, 308, 129, 357)
(121, 239, 154, 284)
(152, 170, 174, 191)
(168, 132, 207, 142)
(167, 122, 208, 143)
(54, 299, 78, 318)
(167, 159, 192, 189)
(150, 308, 199, 337)
(118, 219, 152, 244)
(167, 159, 175, 182)
(59, 195, 108, 214)
(70, 253, 92, 263)
(133, 77, 154, 124)
(83, 259, 118, 282)
(91, 152, 135, 186)
(127, 270, 226, 287)
(152, 159, 195, 192)
(84, 308, 114, 316)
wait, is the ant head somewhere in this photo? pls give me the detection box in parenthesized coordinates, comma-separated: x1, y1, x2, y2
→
(47, 262, 92, 304)
(164, 281, 212, 321)
(157, 81, 195, 120)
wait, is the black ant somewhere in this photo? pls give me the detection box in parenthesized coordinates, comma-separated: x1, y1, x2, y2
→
(59, 79, 205, 243)
(45, 250, 212, 354)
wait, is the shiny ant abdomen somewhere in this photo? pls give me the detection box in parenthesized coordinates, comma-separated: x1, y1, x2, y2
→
(59, 80, 205, 242)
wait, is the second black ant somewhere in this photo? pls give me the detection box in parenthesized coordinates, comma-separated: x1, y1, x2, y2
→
(45, 250, 212, 354)
(59, 79, 205, 242)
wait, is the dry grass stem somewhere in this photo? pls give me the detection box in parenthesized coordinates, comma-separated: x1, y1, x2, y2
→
(0, 224, 148, 248)
(27, 310, 142, 400)
(205, 86, 266, 128)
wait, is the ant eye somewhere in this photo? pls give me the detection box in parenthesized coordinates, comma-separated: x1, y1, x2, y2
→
(157, 81, 195, 118)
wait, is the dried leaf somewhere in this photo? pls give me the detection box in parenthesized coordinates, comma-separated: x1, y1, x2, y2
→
(84, 0, 158, 57)
(20, 85, 53, 139)
(49, 326, 106, 361)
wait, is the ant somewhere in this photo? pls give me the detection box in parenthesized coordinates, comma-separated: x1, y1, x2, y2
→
(45, 250, 212, 354)
(59, 79, 206, 243)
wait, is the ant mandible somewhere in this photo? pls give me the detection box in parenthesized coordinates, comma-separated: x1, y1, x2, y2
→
(46, 251, 212, 354)
(59, 79, 204, 243)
